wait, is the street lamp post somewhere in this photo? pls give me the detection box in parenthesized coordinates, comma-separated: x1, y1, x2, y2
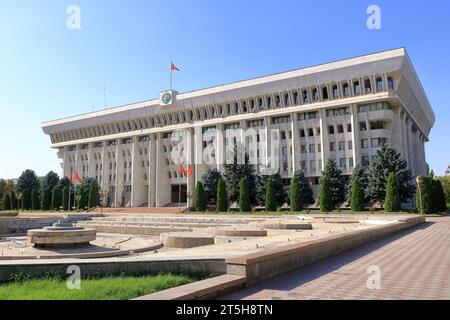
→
(416, 176, 424, 215)
(15, 192, 22, 212)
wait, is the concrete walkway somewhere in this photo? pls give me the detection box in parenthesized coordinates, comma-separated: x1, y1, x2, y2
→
(221, 217, 450, 300)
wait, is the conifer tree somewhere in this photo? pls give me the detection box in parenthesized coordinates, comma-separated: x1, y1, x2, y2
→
(265, 177, 277, 212)
(289, 176, 303, 212)
(216, 178, 228, 212)
(194, 181, 207, 212)
(239, 177, 251, 212)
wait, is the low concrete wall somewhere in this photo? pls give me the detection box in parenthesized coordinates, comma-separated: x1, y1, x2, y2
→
(76, 224, 194, 236)
(0, 257, 226, 283)
(226, 216, 425, 286)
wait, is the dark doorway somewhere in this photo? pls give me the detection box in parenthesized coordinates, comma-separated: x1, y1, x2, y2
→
(171, 184, 187, 204)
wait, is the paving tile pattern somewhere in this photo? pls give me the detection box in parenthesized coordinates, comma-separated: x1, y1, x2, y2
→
(222, 217, 450, 300)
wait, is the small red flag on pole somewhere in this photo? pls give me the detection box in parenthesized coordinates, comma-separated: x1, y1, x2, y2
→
(170, 61, 180, 90)
(68, 173, 74, 185)
(74, 171, 82, 184)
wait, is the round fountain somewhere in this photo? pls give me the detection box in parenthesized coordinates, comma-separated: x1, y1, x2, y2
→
(27, 220, 97, 248)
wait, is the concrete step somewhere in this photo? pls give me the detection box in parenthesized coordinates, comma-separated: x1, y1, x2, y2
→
(89, 207, 187, 214)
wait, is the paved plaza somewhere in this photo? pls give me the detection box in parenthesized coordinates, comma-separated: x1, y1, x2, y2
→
(221, 217, 450, 300)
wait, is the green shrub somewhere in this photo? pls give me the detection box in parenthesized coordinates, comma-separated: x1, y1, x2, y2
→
(265, 177, 277, 212)
(87, 185, 99, 209)
(51, 187, 62, 211)
(351, 179, 364, 212)
(2, 193, 11, 210)
(9, 191, 17, 210)
(194, 181, 207, 212)
(41, 189, 51, 211)
(22, 190, 31, 210)
(384, 172, 400, 212)
(31, 189, 40, 211)
(320, 177, 333, 212)
(289, 176, 302, 212)
(216, 178, 228, 212)
(62, 187, 70, 211)
(239, 177, 251, 212)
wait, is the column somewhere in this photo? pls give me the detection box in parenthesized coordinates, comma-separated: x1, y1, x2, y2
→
(291, 113, 299, 174)
(350, 104, 359, 167)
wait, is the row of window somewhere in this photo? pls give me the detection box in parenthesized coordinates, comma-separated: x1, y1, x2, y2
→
(53, 76, 395, 144)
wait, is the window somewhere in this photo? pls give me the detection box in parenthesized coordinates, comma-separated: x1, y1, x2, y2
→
(370, 121, 384, 130)
(293, 92, 299, 105)
(322, 87, 329, 100)
(339, 141, 345, 151)
(361, 139, 369, 148)
(388, 77, 394, 90)
(300, 129, 305, 137)
(330, 142, 336, 151)
(318, 143, 322, 153)
(347, 124, 352, 132)
(348, 141, 353, 150)
(337, 125, 344, 133)
(301, 145, 306, 154)
(316, 127, 321, 136)
(312, 88, 319, 102)
(360, 122, 367, 131)
(332, 85, 339, 98)
(328, 125, 335, 134)
(302, 90, 309, 103)
(349, 157, 354, 167)
(343, 83, 350, 97)
(376, 77, 383, 92)
(362, 156, 370, 166)
(364, 79, 372, 93)
(309, 144, 315, 153)
(310, 160, 317, 174)
(354, 81, 361, 96)
(308, 128, 314, 137)
(339, 158, 346, 168)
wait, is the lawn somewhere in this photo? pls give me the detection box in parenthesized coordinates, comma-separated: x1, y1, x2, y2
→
(0, 274, 195, 300)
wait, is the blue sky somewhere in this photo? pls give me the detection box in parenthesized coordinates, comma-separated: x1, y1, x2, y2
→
(0, 0, 449, 179)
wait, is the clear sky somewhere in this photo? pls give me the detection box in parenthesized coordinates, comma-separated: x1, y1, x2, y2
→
(0, 0, 449, 179)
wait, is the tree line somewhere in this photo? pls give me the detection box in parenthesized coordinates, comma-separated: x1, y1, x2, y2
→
(194, 144, 448, 214)
(1, 170, 100, 212)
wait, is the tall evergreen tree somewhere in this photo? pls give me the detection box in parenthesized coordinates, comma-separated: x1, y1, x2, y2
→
(62, 187, 70, 211)
(384, 172, 401, 212)
(416, 176, 431, 214)
(31, 189, 40, 211)
(321, 160, 346, 207)
(239, 177, 251, 212)
(43, 171, 60, 193)
(436, 180, 447, 212)
(88, 185, 99, 209)
(346, 165, 368, 206)
(76, 185, 88, 211)
(22, 190, 31, 210)
(194, 181, 207, 212)
(351, 179, 364, 212)
(16, 170, 40, 194)
(366, 145, 413, 203)
(293, 170, 315, 206)
(223, 144, 255, 204)
(216, 178, 228, 212)
(2, 193, 11, 211)
(255, 173, 286, 206)
(289, 176, 303, 212)
(201, 169, 222, 205)
(41, 189, 52, 211)
(51, 187, 62, 211)
(265, 177, 277, 212)
(9, 191, 17, 210)
(320, 177, 333, 212)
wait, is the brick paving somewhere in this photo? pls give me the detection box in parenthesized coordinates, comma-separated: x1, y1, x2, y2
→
(221, 217, 450, 300)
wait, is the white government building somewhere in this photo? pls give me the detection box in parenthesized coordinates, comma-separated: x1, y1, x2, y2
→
(42, 48, 435, 208)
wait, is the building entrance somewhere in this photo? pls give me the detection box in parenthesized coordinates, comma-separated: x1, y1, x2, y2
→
(171, 184, 187, 204)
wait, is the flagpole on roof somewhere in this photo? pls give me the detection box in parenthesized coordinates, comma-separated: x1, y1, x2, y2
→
(170, 61, 173, 90)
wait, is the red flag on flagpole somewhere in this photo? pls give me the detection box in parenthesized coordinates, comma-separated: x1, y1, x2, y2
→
(68, 173, 74, 185)
(171, 62, 180, 72)
(179, 164, 186, 177)
(74, 171, 82, 184)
